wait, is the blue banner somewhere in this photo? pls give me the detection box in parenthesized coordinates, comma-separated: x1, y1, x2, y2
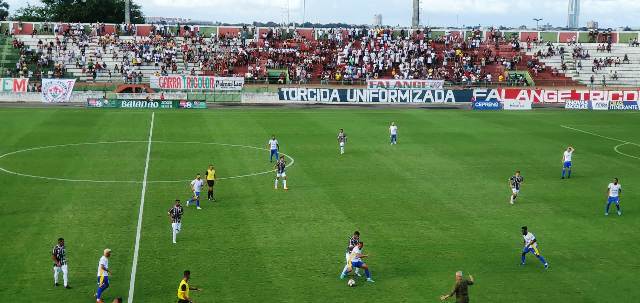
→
(278, 88, 473, 103)
(472, 101, 502, 110)
(609, 101, 639, 111)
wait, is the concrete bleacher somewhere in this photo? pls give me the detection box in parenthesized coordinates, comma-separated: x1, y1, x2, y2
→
(14, 35, 195, 83)
(529, 43, 640, 87)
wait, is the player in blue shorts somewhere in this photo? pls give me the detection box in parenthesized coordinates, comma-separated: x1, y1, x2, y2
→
(267, 135, 279, 162)
(561, 146, 574, 179)
(186, 174, 204, 210)
(520, 226, 548, 269)
(605, 178, 622, 216)
(340, 242, 374, 282)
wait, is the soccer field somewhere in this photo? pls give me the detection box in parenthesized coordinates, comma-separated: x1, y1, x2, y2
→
(0, 108, 638, 303)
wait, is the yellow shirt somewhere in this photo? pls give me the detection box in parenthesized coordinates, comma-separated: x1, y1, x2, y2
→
(206, 168, 216, 181)
(177, 279, 189, 300)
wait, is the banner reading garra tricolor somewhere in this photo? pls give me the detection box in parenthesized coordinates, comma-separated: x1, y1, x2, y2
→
(149, 75, 244, 91)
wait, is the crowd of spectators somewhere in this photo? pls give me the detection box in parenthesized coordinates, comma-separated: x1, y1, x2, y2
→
(6, 24, 566, 86)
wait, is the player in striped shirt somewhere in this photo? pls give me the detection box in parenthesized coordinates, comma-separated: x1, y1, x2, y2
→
(52, 237, 70, 289)
(340, 231, 361, 277)
(338, 129, 347, 155)
(168, 200, 184, 244)
(509, 171, 524, 205)
(274, 155, 288, 190)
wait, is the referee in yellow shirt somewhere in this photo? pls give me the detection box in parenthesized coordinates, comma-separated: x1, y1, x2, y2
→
(205, 165, 216, 202)
(177, 270, 200, 303)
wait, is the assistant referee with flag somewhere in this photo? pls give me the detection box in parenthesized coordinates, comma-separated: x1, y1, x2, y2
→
(177, 270, 200, 303)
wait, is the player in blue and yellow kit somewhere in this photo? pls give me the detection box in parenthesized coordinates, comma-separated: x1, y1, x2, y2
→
(520, 226, 548, 269)
(340, 241, 374, 282)
(96, 248, 111, 303)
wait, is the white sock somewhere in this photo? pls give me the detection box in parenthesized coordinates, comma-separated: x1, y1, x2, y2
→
(340, 147, 344, 154)
(283, 180, 287, 188)
(342, 264, 350, 274)
(53, 267, 58, 284)
(355, 268, 360, 274)
(510, 195, 514, 203)
(172, 229, 177, 243)
(274, 179, 278, 188)
(62, 266, 68, 287)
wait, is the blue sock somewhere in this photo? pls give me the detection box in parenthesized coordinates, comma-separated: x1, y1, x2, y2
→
(364, 268, 371, 278)
(616, 204, 621, 212)
(567, 169, 571, 177)
(537, 255, 547, 265)
(196, 199, 200, 207)
(606, 202, 611, 213)
(562, 169, 566, 178)
(342, 268, 348, 276)
(521, 253, 526, 264)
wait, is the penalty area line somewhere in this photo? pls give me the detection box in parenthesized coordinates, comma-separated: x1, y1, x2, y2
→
(128, 112, 155, 303)
(560, 125, 640, 160)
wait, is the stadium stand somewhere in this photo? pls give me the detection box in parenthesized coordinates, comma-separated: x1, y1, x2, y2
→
(5, 21, 640, 87)
(529, 42, 640, 87)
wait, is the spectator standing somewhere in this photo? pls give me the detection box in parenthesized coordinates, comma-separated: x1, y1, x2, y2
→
(440, 271, 474, 303)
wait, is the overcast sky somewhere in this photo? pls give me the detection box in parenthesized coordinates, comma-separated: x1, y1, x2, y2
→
(6, 0, 640, 27)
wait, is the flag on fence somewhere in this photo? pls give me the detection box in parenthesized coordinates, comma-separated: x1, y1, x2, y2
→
(41, 79, 76, 103)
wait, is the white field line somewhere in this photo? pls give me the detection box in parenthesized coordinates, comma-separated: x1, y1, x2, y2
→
(560, 125, 640, 160)
(0, 141, 295, 183)
(128, 112, 155, 303)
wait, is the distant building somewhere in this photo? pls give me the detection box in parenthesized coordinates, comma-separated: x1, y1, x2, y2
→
(373, 14, 383, 26)
(586, 20, 598, 29)
(567, 0, 580, 28)
(412, 0, 420, 28)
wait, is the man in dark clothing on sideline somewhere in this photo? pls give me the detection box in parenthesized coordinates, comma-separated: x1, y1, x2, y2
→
(440, 271, 474, 303)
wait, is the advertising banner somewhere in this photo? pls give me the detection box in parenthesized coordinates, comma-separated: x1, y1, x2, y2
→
(474, 88, 640, 104)
(502, 100, 533, 110)
(591, 101, 609, 111)
(41, 79, 76, 103)
(367, 79, 445, 90)
(278, 88, 472, 103)
(86, 99, 207, 109)
(608, 101, 639, 111)
(564, 100, 591, 110)
(114, 92, 188, 100)
(472, 101, 502, 110)
(149, 76, 244, 91)
(0, 78, 29, 93)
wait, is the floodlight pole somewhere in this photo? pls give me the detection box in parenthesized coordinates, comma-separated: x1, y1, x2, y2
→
(125, 0, 131, 24)
(533, 18, 543, 31)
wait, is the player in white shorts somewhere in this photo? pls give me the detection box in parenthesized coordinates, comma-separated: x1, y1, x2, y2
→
(274, 155, 288, 190)
(338, 129, 347, 155)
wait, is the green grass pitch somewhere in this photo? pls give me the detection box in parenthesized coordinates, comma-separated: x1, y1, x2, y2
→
(0, 108, 638, 302)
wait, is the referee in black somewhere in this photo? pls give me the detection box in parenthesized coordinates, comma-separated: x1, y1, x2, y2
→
(52, 237, 71, 289)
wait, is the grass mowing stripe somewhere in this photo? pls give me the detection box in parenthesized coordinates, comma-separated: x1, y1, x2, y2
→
(128, 112, 155, 303)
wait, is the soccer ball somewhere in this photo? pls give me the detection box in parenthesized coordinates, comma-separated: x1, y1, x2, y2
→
(347, 279, 356, 287)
